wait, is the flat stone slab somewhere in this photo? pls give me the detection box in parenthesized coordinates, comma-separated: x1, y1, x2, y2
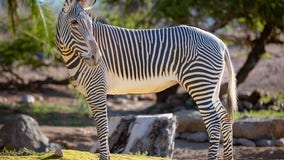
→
(233, 117, 284, 140)
(175, 110, 284, 140)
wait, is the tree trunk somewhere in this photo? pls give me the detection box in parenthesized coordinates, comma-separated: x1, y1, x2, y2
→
(220, 23, 273, 96)
(236, 23, 273, 85)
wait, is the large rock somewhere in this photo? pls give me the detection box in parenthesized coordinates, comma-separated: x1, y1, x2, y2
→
(175, 110, 206, 133)
(92, 114, 176, 158)
(233, 117, 284, 140)
(0, 114, 49, 152)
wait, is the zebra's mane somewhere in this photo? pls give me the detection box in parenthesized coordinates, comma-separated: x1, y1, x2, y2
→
(93, 16, 108, 24)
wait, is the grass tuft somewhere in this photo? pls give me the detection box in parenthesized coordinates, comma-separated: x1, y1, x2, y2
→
(0, 103, 93, 126)
(0, 148, 42, 156)
(235, 109, 284, 119)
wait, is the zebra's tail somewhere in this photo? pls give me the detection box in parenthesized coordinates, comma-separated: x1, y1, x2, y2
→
(224, 47, 238, 122)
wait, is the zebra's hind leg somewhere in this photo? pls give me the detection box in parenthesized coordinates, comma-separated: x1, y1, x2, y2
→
(214, 99, 234, 160)
(197, 100, 221, 160)
(183, 82, 222, 159)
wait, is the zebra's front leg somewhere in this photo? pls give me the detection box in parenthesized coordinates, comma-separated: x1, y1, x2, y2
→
(91, 103, 110, 160)
(86, 85, 110, 160)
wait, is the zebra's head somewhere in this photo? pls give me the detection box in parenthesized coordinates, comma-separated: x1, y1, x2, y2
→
(56, 0, 101, 66)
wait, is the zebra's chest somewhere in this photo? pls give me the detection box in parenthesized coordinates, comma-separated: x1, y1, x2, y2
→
(105, 72, 177, 95)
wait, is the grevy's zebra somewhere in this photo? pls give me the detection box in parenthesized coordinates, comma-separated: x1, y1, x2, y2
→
(56, 1, 237, 160)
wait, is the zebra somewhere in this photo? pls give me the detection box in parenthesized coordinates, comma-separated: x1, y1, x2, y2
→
(56, 0, 237, 160)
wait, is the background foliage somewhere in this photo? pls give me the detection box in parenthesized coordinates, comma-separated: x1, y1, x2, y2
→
(0, 0, 57, 69)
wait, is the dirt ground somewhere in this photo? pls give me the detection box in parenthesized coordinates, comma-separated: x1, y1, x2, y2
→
(1, 44, 284, 159)
(40, 125, 284, 160)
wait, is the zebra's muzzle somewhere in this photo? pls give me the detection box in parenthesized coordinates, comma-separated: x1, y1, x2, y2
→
(83, 37, 102, 66)
(83, 51, 101, 66)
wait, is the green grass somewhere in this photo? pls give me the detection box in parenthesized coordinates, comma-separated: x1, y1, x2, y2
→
(0, 148, 42, 156)
(0, 150, 168, 160)
(259, 94, 284, 106)
(235, 93, 284, 119)
(0, 103, 90, 115)
(0, 103, 94, 126)
(235, 109, 284, 119)
(130, 151, 149, 156)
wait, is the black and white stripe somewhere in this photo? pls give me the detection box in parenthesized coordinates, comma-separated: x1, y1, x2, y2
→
(56, 1, 237, 159)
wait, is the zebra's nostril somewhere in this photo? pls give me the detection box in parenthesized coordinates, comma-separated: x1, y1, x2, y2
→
(91, 55, 95, 60)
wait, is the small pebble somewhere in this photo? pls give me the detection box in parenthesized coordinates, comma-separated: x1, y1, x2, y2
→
(54, 149, 63, 157)
(21, 94, 35, 104)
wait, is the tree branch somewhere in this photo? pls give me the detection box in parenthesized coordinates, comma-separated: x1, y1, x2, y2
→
(236, 23, 273, 85)
(0, 65, 24, 84)
(208, 14, 234, 33)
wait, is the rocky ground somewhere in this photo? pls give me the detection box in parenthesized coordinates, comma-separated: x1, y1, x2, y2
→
(0, 44, 284, 159)
(39, 125, 284, 160)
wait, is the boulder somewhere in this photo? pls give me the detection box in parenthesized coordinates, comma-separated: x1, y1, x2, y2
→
(175, 110, 284, 142)
(233, 117, 284, 140)
(0, 114, 49, 152)
(92, 114, 176, 158)
(175, 110, 206, 133)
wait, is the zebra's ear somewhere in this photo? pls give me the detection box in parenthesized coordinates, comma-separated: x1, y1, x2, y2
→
(79, 0, 96, 9)
(63, 0, 76, 13)
(79, 0, 96, 18)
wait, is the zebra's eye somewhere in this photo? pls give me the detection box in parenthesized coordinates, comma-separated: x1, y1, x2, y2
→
(70, 20, 78, 26)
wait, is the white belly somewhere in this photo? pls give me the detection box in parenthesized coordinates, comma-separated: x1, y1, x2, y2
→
(105, 72, 177, 95)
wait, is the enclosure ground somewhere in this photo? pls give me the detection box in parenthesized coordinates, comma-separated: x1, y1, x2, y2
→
(39, 126, 284, 160)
